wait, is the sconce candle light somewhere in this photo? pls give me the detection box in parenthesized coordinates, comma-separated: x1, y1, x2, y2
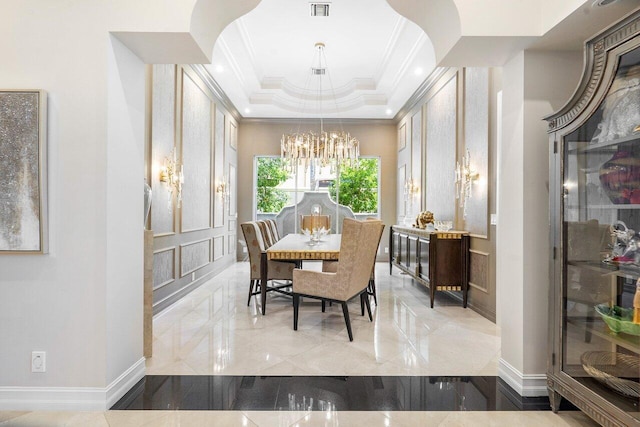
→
(455, 149, 479, 217)
(159, 148, 184, 211)
(404, 179, 420, 198)
(216, 177, 230, 202)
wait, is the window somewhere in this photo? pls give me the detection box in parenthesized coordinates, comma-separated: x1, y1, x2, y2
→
(254, 156, 380, 220)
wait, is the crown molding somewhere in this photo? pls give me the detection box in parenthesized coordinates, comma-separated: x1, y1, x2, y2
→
(394, 66, 451, 121)
(241, 117, 395, 126)
(191, 64, 242, 123)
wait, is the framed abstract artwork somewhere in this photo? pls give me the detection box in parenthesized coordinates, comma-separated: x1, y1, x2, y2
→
(0, 90, 48, 253)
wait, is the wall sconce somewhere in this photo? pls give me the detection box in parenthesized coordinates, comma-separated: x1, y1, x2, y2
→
(159, 148, 184, 211)
(216, 177, 230, 202)
(404, 179, 420, 198)
(455, 149, 479, 217)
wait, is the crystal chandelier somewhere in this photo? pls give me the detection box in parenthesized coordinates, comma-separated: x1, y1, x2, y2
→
(281, 42, 359, 172)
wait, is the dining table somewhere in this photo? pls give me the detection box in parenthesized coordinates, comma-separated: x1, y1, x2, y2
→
(258, 233, 341, 315)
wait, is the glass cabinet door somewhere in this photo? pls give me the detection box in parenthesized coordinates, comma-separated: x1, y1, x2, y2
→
(562, 45, 640, 418)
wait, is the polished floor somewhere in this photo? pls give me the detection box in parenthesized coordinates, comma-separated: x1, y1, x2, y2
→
(0, 262, 597, 426)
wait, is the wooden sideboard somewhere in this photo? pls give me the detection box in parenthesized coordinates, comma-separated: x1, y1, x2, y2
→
(389, 225, 470, 308)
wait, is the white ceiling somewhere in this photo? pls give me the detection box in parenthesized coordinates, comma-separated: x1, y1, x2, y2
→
(206, 0, 435, 119)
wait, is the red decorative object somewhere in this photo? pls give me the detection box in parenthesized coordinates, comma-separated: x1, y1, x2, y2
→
(599, 149, 640, 204)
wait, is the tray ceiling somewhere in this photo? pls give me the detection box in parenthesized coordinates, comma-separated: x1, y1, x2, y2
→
(206, 0, 435, 119)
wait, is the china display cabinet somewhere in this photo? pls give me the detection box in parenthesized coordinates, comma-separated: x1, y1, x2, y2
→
(545, 11, 640, 426)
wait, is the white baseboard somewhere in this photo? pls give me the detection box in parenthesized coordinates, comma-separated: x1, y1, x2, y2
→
(0, 357, 145, 411)
(498, 358, 548, 397)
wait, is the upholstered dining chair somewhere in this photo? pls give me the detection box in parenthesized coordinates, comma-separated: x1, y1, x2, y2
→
(292, 218, 385, 341)
(241, 221, 295, 306)
(266, 219, 280, 241)
(321, 218, 383, 306)
(256, 220, 275, 248)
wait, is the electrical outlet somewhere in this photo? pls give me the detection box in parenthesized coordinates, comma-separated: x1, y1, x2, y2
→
(191, 272, 196, 281)
(490, 214, 498, 226)
(384, 247, 389, 253)
(31, 351, 46, 373)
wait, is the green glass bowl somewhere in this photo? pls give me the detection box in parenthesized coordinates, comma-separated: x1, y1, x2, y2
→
(595, 304, 640, 336)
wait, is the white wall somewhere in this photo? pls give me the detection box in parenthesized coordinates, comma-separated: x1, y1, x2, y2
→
(497, 50, 582, 396)
(105, 35, 146, 389)
(0, 0, 249, 411)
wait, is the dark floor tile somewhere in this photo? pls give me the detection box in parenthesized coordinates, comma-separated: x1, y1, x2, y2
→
(111, 375, 565, 412)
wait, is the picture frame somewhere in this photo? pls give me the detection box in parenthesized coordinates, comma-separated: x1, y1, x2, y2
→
(0, 89, 48, 253)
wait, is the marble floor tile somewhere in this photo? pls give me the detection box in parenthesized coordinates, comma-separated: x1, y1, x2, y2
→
(146, 262, 502, 377)
(0, 410, 603, 426)
(6, 263, 601, 426)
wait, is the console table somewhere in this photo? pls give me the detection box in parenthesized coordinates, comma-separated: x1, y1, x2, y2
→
(389, 225, 470, 308)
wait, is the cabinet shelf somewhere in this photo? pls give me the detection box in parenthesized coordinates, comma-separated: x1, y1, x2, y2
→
(566, 204, 640, 210)
(568, 260, 640, 281)
(567, 317, 640, 354)
(568, 134, 640, 154)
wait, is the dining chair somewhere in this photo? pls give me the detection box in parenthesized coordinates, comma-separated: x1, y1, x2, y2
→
(322, 218, 383, 306)
(292, 218, 385, 341)
(256, 220, 275, 248)
(241, 222, 295, 306)
(266, 219, 280, 242)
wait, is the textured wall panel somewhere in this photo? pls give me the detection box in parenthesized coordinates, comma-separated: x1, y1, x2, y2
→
(426, 76, 457, 221)
(469, 250, 489, 292)
(398, 122, 406, 151)
(213, 236, 224, 260)
(464, 68, 489, 236)
(180, 239, 211, 276)
(228, 235, 236, 254)
(410, 110, 422, 217)
(181, 71, 212, 231)
(229, 120, 237, 150)
(228, 163, 237, 216)
(153, 248, 175, 290)
(214, 109, 225, 227)
(151, 64, 175, 235)
(398, 164, 407, 218)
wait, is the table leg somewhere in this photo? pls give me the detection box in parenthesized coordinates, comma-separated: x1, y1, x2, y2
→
(260, 251, 267, 315)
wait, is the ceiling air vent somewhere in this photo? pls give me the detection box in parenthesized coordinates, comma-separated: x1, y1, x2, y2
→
(311, 68, 326, 75)
(310, 3, 330, 17)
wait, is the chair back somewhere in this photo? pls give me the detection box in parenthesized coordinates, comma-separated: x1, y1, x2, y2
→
(267, 219, 280, 242)
(301, 215, 330, 232)
(241, 222, 266, 279)
(335, 218, 385, 300)
(257, 220, 275, 248)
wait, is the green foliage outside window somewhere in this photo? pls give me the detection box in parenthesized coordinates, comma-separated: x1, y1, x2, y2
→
(257, 158, 290, 213)
(329, 158, 378, 213)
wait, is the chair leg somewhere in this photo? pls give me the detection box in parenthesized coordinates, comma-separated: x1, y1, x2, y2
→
(341, 301, 353, 341)
(360, 293, 365, 316)
(247, 280, 255, 306)
(322, 300, 326, 312)
(369, 278, 377, 306)
(363, 291, 373, 322)
(293, 294, 300, 331)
